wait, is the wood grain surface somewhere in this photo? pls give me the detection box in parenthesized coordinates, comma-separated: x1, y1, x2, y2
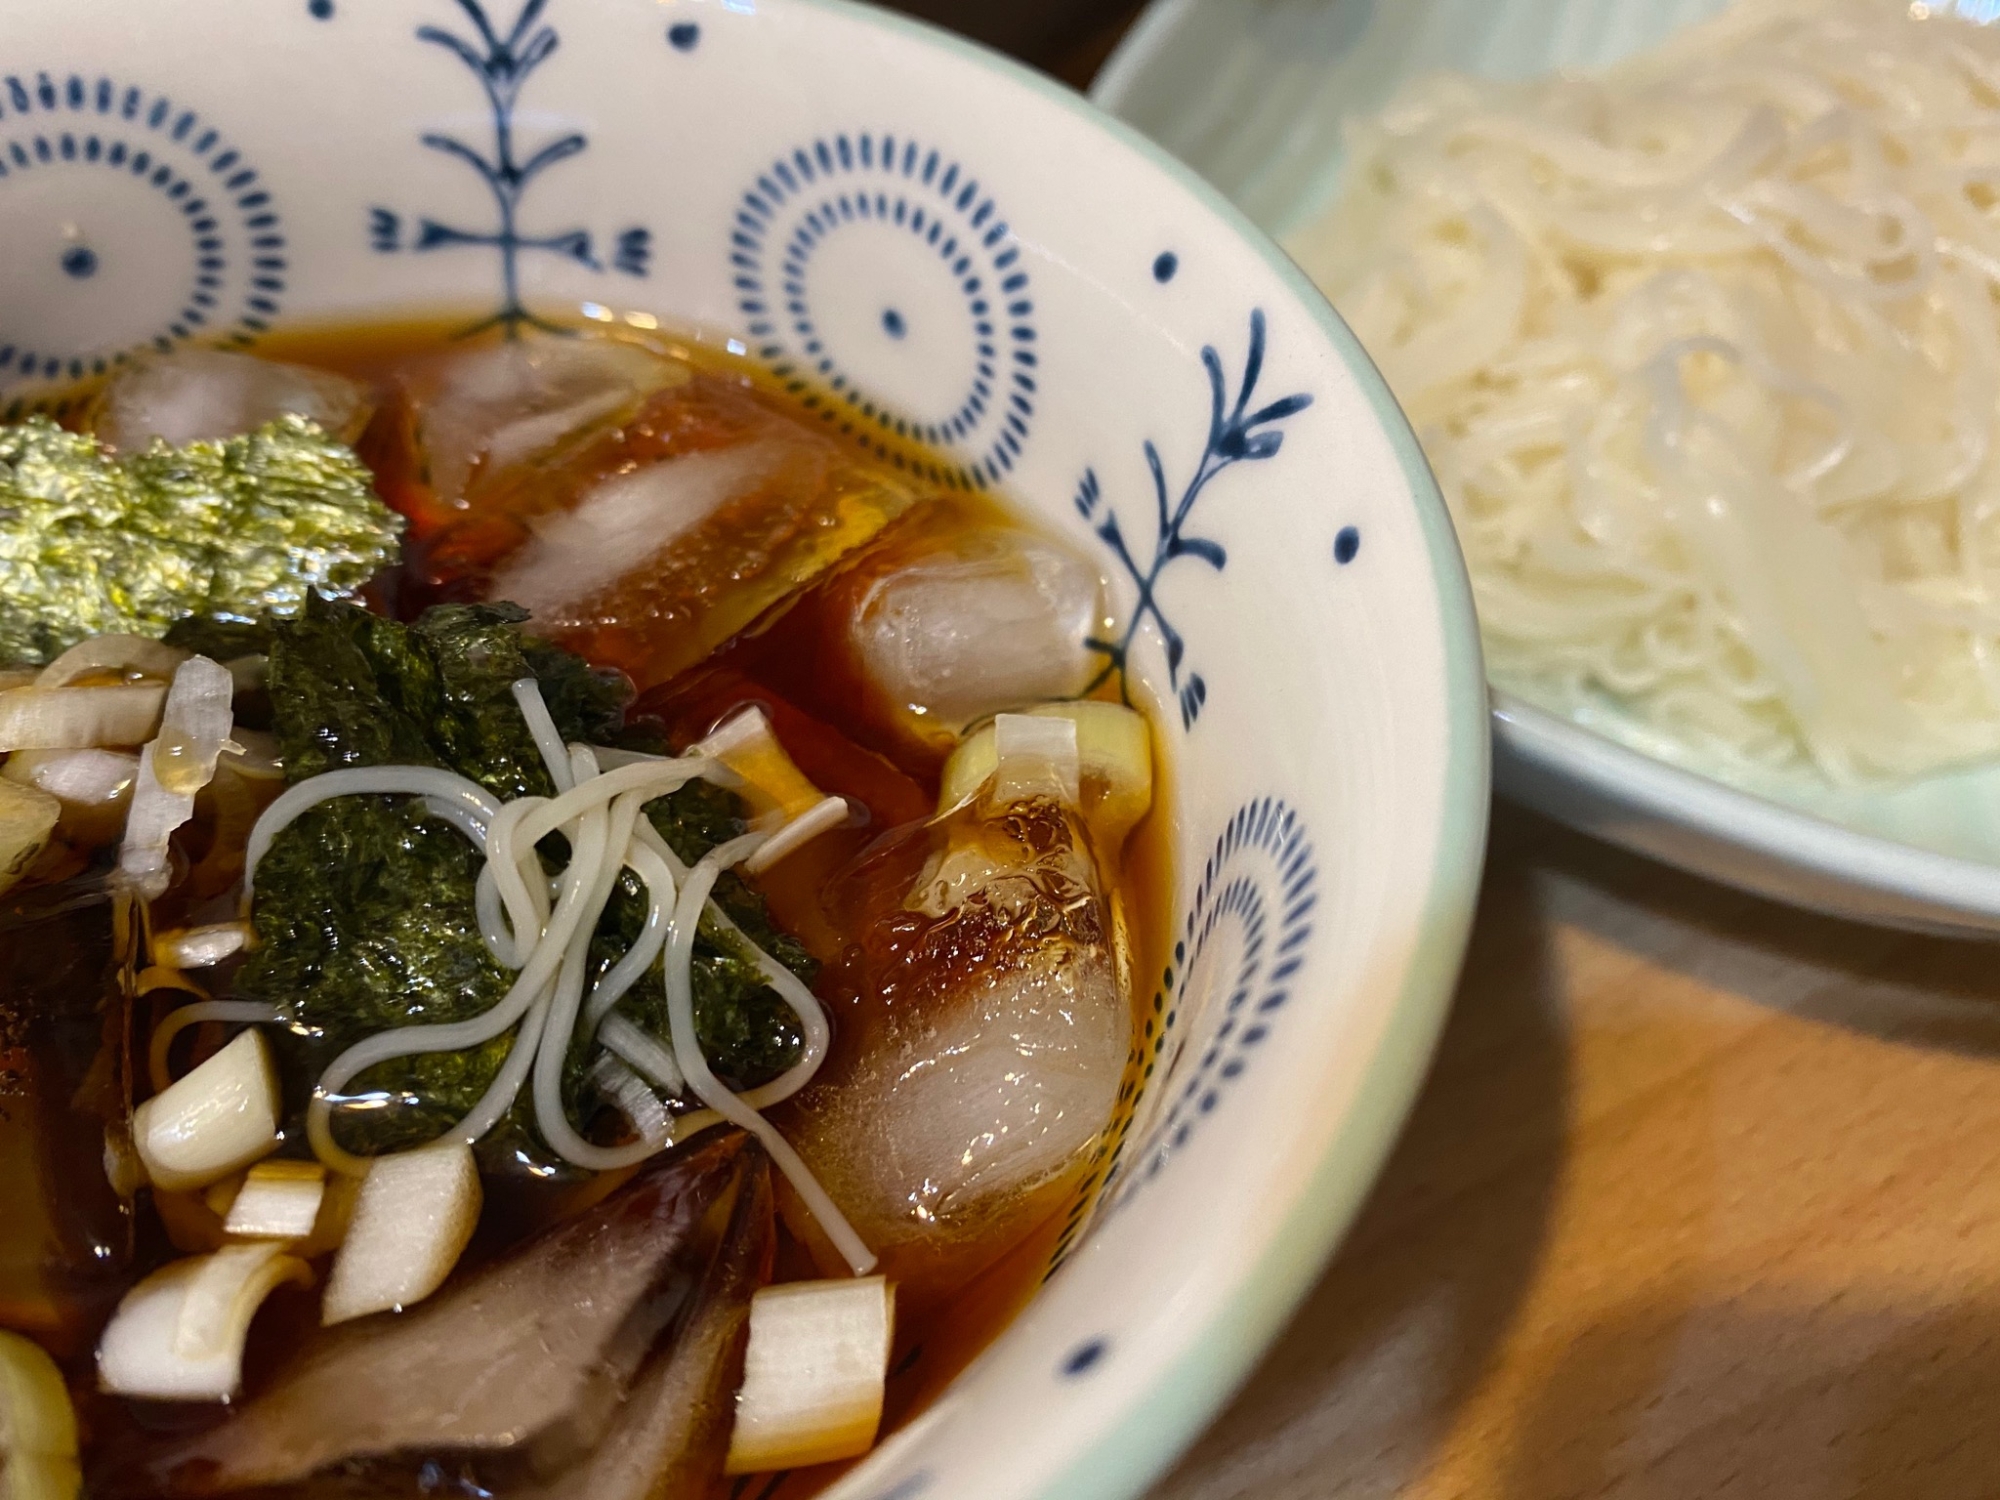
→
(1152, 804, 2000, 1500)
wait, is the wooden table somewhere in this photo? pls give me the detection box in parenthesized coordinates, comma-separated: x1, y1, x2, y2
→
(1153, 804, 2000, 1500)
(887, 9, 2000, 1494)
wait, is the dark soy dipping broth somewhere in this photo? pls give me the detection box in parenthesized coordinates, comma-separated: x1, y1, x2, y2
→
(2, 316, 1170, 1500)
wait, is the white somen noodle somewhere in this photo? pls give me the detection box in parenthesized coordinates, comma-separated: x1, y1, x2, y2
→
(234, 679, 872, 1274)
(1290, 0, 2000, 784)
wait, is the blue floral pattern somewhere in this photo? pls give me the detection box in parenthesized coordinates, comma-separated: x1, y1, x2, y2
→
(371, 0, 648, 337)
(1079, 310, 1312, 728)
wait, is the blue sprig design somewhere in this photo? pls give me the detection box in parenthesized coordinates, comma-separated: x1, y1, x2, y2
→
(377, 0, 649, 337)
(612, 227, 653, 278)
(1080, 309, 1313, 728)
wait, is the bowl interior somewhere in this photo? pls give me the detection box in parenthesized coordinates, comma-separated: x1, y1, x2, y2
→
(0, 3, 1488, 1497)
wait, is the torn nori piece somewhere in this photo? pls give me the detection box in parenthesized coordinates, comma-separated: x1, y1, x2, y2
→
(236, 594, 809, 1163)
(0, 415, 400, 665)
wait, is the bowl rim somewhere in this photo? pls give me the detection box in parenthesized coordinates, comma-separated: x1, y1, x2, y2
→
(797, 3, 1492, 1496)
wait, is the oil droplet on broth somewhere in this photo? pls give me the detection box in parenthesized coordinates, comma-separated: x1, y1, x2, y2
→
(150, 730, 212, 798)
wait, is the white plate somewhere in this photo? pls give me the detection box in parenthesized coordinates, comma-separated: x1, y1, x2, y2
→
(1094, 0, 2000, 937)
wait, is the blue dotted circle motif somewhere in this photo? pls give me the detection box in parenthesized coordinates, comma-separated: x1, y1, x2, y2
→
(0, 71, 285, 397)
(1101, 797, 1317, 1210)
(731, 132, 1036, 489)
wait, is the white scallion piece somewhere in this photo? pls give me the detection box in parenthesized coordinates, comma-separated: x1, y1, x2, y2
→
(0, 1328, 81, 1500)
(34, 634, 188, 689)
(597, 1012, 686, 1096)
(119, 655, 235, 899)
(3, 746, 140, 850)
(289, 1170, 364, 1260)
(151, 921, 253, 971)
(725, 1276, 896, 1475)
(134, 1030, 282, 1193)
(940, 700, 1153, 848)
(223, 1161, 327, 1242)
(0, 683, 167, 753)
(96, 1242, 312, 1401)
(321, 1142, 482, 1325)
(587, 1052, 671, 1151)
(992, 712, 1080, 808)
(696, 706, 821, 818)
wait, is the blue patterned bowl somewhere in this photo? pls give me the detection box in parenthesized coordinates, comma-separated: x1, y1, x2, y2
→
(0, 3, 1488, 1496)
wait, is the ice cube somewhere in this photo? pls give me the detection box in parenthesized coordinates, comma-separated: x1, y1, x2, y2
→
(852, 525, 1104, 730)
(402, 338, 692, 509)
(92, 349, 373, 452)
(488, 443, 783, 620)
(713, 502, 1108, 774)
(786, 800, 1127, 1297)
(463, 374, 922, 689)
(843, 942, 1125, 1214)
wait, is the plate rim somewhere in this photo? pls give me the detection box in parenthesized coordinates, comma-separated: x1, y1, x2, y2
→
(1493, 694, 2000, 935)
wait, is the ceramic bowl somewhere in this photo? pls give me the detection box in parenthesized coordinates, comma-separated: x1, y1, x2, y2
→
(0, 3, 1488, 1496)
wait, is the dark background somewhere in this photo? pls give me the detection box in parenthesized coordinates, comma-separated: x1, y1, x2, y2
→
(877, 0, 1149, 89)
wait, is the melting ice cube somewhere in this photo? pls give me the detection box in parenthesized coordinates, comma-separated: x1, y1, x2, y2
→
(787, 800, 1127, 1295)
(487, 443, 783, 621)
(92, 349, 373, 452)
(851, 526, 1104, 729)
(402, 338, 692, 508)
(461, 373, 921, 690)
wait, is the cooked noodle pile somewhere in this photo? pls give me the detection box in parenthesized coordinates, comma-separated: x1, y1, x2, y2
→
(240, 681, 873, 1273)
(1292, 0, 2000, 783)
